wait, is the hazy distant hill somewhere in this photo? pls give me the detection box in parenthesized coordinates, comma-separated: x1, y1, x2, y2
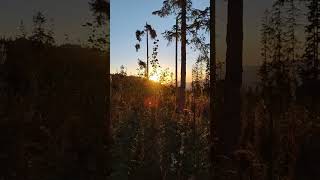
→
(114, 65, 261, 89)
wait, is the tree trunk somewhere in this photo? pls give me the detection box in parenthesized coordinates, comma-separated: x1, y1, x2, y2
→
(176, 17, 179, 109)
(106, 50, 111, 177)
(209, 0, 216, 179)
(105, 8, 111, 176)
(146, 25, 149, 79)
(314, 0, 319, 78)
(178, 0, 187, 112)
(217, 0, 243, 174)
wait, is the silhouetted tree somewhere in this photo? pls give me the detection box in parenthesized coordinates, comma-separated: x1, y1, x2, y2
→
(283, 0, 300, 98)
(175, 17, 179, 106)
(119, 65, 127, 76)
(270, 0, 294, 102)
(85, 0, 109, 51)
(135, 23, 157, 79)
(18, 20, 27, 38)
(30, 11, 54, 45)
(216, 0, 243, 178)
(86, 0, 110, 178)
(284, 0, 300, 63)
(209, 0, 216, 179)
(192, 60, 205, 96)
(259, 10, 273, 93)
(137, 59, 147, 77)
(150, 39, 160, 78)
(259, 2, 286, 180)
(153, 0, 210, 111)
(258, 2, 305, 179)
(153, 0, 192, 111)
(89, 0, 110, 26)
(299, 0, 319, 84)
(179, 0, 187, 111)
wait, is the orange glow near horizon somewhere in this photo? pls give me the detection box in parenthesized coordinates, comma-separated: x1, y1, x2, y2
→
(149, 73, 160, 82)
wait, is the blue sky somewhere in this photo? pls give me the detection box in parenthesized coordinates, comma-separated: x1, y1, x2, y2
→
(111, 0, 274, 81)
(111, 0, 210, 80)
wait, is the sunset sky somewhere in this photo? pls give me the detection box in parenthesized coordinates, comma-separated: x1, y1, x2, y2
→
(0, 0, 276, 82)
(111, 0, 274, 81)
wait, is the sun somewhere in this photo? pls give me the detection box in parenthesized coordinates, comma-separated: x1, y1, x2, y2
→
(149, 73, 160, 82)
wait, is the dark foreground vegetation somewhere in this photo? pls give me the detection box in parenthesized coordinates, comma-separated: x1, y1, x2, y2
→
(109, 72, 320, 180)
(0, 37, 109, 179)
(1, 0, 110, 179)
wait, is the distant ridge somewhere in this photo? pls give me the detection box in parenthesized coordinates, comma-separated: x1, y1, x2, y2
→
(112, 65, 261, 89)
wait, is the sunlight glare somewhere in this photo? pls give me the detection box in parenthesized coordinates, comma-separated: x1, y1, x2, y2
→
(149, 74, 160, 82)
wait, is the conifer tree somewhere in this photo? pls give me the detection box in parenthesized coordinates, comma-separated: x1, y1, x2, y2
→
(300, 0, 319, 83)
(135, 23, 158, 79)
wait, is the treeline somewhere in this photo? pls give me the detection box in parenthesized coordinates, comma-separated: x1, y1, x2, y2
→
(222, 0, 320, 179)
(259, 0, 320, 107)
(254, 0, 320, 179)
